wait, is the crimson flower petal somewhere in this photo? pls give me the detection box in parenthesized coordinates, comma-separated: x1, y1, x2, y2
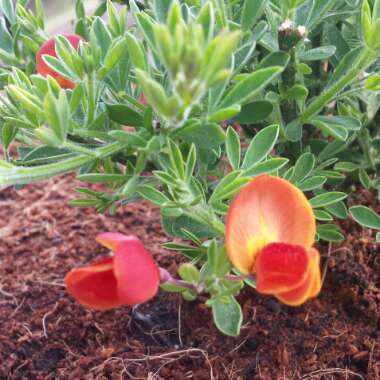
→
(113, 238, 160, 305)
(276, 248, 321, 306)
(65, 257, 122, 310)
(255, 243, 311, 294)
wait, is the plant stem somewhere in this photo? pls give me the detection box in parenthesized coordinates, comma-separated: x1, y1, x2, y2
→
(159, 268, 202, 293)
(0, 142, 126, 187)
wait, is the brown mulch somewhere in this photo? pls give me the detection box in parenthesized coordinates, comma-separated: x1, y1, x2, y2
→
(0, 175, 379, 380)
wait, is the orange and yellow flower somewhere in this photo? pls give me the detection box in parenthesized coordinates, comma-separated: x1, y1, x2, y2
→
(65, 233, 160, 310)
(226, 175, 321, 306)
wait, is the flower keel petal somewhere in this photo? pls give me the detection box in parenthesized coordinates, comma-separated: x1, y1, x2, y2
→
(65, 257, 122, 310)
(255, 243, 311, 294)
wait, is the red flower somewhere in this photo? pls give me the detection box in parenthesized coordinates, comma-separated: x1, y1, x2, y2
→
(36, 34, 82, 89)
(65, 233, 160, 310)
(226, 175, 321, 306)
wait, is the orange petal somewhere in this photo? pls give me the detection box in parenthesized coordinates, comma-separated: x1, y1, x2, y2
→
(308, 249, 322, 298)
(276, 248, 321, 306)
(65, 257, 122, 310)
(113, 237, 160, 305)
(226, 175, 316, 274)
(96, 232, 133, 252)
(255, 243, 311, 294)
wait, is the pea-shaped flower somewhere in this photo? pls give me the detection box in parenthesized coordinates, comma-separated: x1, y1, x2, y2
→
(36, 34, 82, 89)
(65, 233, 160, 310)
(226, 175, 321, 306)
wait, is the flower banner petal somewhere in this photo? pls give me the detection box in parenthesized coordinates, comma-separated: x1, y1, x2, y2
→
(96, 232, 134, 252)
(226, 175, 316, 274)
(113, 238, 160, 305)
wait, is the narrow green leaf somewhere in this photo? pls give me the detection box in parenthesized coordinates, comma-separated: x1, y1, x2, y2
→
(220, 67, 283, 108)
(138, 185, 170, 206)
(242, 125, 279, 169)
(309, 192, 347, 208)
(292, 153, 315, 183)
(107, 103, 143, 127)
(226, 127, 241, 170)
(350, 206, 380, 230)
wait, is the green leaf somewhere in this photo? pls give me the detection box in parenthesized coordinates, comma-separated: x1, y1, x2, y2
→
(0, 0, 15, 24)
(107, 103, 143, 127)
(172, 122, 226, 148)
(244, 158, 289, 177)
(234, 100, 273, 124)
(178, 263, 200, 283)
(242, 125, 279, 169)
(108, 131, 146, 147)
(212, 296, 243, 337)
(226, 127, 241, 170)
(358, 168, 371, 189)
(257, 52, 290, 70)
(161, 213, 216, 239)
(291, 153, 315, 183)
(44, 90, 70, 142)
(314, 209, 333, 221)
(168, 139, 185, 180)
(77, 173, 129, 183)
(365, 74, 380, 91)
(90, 17, 112, 58)
(43, 55, 76, 81)
(306, 0, 336, 29)
(299, 46, 336, 61)
(334, 162, 358, 172)
(101, 37, 128, 76)
(220, 67, 283, 108)
(210, 171, 250, 202)
(298, 176, 327, 191)
(208, 105, 241, 123)
(287, 85, 309, 101)
(349, 206, 380, 230)
(311, 119, 348, 141)
(125, 32, 147, 71)
(241, 0, 266, 32)
(197, 2, 214, 42)
(138, 185, 169, 206)
(285, 119, 303, 142)
(153, 0, 172, 23)
(0, 18, 13, 53)
(309, 192, 347, 208)
(317, 225, 344, 242)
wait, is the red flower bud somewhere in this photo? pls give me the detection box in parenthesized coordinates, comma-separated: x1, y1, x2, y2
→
(36, 34, 82, 89)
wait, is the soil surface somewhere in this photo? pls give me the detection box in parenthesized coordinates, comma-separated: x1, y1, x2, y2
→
(0, 175, 379, 380)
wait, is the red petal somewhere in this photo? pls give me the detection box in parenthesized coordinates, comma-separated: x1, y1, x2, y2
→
(113, 238, 160, 305)
(276, 248, 321, 306)
(226, 175, 316, 274)
(65, 257, 122, 310)
(36, 34, 82, 89)
(95, 232, 132, 252)
(255, 243, 311, 294)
